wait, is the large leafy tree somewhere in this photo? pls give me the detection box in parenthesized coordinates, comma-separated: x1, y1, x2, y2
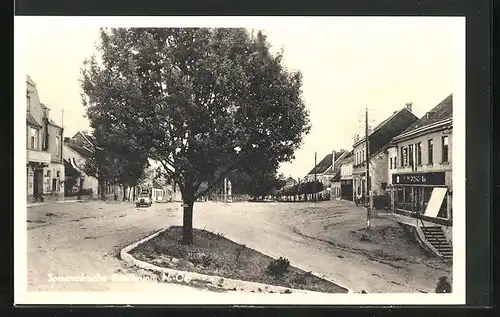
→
(81, 28, 310, 244)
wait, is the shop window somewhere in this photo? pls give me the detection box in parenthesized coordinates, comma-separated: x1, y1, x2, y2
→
(381, 182, 387, 190)
(428, 139, 434, 164)
(395, 187, 404, 210)
(442, 136, 449, 163)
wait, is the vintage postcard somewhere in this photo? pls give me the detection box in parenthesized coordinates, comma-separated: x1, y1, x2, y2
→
(14, 16, 465, 305)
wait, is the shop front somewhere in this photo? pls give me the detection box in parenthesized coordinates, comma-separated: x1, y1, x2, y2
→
(340, 179, 353, 201)
(391, 171, 452, 225)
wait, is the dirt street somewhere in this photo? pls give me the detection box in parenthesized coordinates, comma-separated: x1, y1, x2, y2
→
(26, 200, 451, 294)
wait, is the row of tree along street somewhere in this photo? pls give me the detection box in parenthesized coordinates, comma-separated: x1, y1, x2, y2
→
(276, 180, 328, 201)
(79, 28, 310, 244)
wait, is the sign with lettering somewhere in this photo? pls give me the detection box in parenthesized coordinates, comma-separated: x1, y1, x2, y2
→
(392, 172, 445, 186)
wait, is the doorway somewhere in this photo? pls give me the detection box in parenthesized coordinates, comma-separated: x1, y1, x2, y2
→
(33, 169, 43, 201)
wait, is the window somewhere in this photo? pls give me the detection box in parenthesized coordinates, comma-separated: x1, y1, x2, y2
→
(428, 139, 434, 164)
(56, 136, 60, 156)
(30, 128, 39, 150)
(400, 146, 404, 167)
(381, 182, 387, 190)
(403, 147, 408, 167)
(416, 142, 422, 166)
(393, 156, 397, 168)
(408, 144, 414, 167)
(27, 95, 31, 112)
(52, 178, 57, 191)
(442, 136, 449, 163)
(390, 157, 393, 169)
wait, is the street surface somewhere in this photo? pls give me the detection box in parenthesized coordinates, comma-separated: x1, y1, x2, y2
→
(26, 200, 451, 293)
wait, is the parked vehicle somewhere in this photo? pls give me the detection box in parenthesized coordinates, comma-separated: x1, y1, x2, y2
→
(136, 193, 152, 207)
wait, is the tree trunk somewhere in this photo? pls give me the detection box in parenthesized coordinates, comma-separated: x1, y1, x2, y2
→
(77, 178, 83, 200)
(122, 184, 127, 201)
(181, 197, 195, 245)
(99, 178, 106, 200)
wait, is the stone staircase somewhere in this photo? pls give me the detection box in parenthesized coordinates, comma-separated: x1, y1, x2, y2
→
(421, 226, 453, 260)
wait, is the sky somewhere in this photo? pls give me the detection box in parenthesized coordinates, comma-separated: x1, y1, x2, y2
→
(22, 17, 464, 180)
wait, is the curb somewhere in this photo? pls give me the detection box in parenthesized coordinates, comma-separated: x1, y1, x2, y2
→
(27, 199, 89, 208)
(120, 227, 353, 294)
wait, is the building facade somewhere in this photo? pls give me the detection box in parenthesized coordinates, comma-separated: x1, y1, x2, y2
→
(352, 105, 418, 204)
(389, 95, 453, 236)
(339, 152, 354, 201)
(63, 134, 99, 198)
(329, 151, 349, 200)
(26, 76, 65, 203)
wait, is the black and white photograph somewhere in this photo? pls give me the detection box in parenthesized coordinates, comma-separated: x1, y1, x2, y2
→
(15, 16, 465, 305)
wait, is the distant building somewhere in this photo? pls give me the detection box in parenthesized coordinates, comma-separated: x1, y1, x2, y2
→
(352, 104, 419, 203)
(389, 94, 453, 237)
(338, 151, 354, 201)
(328, 151, 349, 200)
(284, 177, 297, 188)
(303, 150, 346, 187)
(63, 132, 99, 198)
(26, 76, 65, 202)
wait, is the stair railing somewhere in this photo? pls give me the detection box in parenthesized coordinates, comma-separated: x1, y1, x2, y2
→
(416, 211, 442, 252)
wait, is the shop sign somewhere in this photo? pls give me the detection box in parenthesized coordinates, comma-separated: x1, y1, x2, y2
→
(392, 172, 445, 186)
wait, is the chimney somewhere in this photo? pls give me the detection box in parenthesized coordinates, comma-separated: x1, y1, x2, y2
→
(64, 137, 70, 143)
(405, 102, 413, 112)
(81, 129, 89, 135)
(354, 134, 359, 143)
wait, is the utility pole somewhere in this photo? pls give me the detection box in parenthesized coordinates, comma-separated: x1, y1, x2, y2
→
(224, 178, 227, 203)
(365, 108, 372, 228)
(314, 152, 317, 202)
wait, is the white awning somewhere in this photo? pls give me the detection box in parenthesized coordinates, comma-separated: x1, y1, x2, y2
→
(424, 187, 448, 218)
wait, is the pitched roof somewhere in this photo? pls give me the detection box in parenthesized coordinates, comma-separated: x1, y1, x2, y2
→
(48, 118, 63, 129)
(353, 107, 419, 156)
(72, 131, 96, 148)
(26, 113, 42, 128)
(307, 150, 347, 175)
(65, 142, 93, 158)
(152, 179, 163, 189)
(286, 177, 296, 183)
(394, 94, 453, 140)
(307, 153, 333, 175)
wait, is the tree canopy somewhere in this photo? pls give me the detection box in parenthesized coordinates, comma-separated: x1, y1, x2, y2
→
(81, 28, 310, 243)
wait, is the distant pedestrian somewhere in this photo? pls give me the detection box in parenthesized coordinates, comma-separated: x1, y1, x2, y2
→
(435, 276, 451, 293)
